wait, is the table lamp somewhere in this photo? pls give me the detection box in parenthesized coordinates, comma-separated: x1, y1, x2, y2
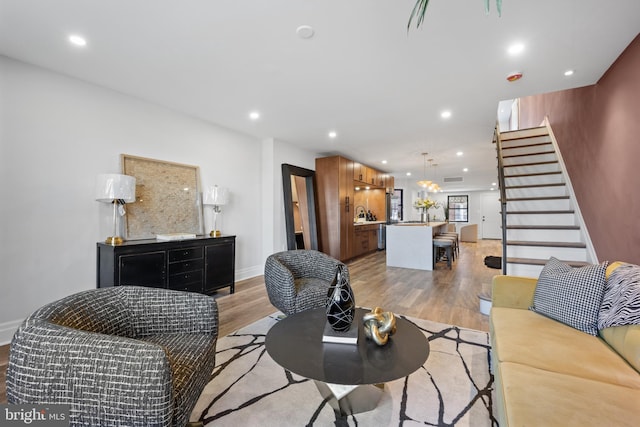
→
(203, 185, 229, 237)
(95, 173, 136, 245)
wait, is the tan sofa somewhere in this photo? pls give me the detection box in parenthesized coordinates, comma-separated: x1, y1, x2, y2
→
(490, 265, 640, 426)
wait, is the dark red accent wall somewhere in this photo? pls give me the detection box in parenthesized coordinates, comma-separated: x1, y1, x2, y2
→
(519, 34, 640, 264)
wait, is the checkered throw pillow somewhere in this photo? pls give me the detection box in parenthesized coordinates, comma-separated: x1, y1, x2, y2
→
(530, 257, 607, 336)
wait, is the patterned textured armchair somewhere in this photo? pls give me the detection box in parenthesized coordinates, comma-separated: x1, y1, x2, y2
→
(7, 286, 218, 427)
(264, 250, 349, 315)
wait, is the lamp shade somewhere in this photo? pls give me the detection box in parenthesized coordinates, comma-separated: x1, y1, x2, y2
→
(203, 185, 229, 205)
(95, 174, 136, 202)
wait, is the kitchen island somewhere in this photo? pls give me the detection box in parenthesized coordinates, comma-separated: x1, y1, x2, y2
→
(386, 222, 449, 270)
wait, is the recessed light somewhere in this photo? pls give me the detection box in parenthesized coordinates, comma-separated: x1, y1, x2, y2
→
(508, 43, 525, 55)
(564, 69, 575, 76)
(296, 25, 315, 39)
(456, 151, 463, 156)
(249, 111, 260, 120)
(328, 131, 337, 139)
(68, 35, 87, 47)
(463, 168, 469, 172)
(492, 182, 497, 186)
(441, 110, 452, 119)
(406, 172, 412, 176)
(381, 160, 388, 164)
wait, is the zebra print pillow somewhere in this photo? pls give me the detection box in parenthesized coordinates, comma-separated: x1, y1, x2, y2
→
(598, 263, 640, 330)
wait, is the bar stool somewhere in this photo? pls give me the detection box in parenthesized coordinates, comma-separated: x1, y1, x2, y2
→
(439, 232, 459, 257)
(435, 234, 457, 262)
(433, 238, 453, 269)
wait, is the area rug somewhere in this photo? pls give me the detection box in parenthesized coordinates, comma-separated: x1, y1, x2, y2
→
(190, 313, 497, 426)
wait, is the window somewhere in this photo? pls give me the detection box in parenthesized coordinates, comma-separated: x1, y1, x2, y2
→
(448, 195, 468, 222)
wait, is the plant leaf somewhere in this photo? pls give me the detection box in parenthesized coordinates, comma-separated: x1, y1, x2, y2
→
(484, 0, 490, 15)
(496, 0, 502, 17)
(408, 0, 430, 30)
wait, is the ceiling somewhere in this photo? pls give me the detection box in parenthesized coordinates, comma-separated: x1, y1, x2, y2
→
(1, 0, 638, 192)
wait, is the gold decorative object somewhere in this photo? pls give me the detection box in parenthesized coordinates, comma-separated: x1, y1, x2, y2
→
(363, 307, 397, 346)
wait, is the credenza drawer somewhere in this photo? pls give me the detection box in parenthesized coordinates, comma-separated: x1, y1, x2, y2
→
(169, 247, 203, 262)
(169, 269, 203, 286)
(169, 259, 204, 275)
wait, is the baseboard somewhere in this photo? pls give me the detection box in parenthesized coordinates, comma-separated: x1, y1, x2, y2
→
(235, 265, 263, 282)
(0, 318, 22, 346)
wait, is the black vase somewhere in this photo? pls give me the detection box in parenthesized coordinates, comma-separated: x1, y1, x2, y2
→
(326, 264, 356, 332)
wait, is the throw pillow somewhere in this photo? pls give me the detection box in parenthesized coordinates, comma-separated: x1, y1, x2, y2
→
(530, 257, 607, 336)
(598, 263, 640, 329)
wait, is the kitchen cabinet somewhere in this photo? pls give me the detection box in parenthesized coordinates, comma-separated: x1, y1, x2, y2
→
(316, 156, 354, 261)
(353, 161, 387, 188)
(385, 175, 395, 193)
(317, 155, 388, 261)
(365, 167, 376, 186)
(352, 224, 379, 258)
(353, 162, 366, 183)
(97, 235, 236, 294)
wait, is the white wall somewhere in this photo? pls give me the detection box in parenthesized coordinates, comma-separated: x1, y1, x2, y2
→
(0, 56, 319, 344)
(259, 137, 319, 264)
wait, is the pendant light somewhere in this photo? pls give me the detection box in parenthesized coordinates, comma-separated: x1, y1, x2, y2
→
(416, 153, 440, 191)
(429, 163, 441, 192)
(416, 153, 432, 188)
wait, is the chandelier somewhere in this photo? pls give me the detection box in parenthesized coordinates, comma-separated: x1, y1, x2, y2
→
(416, 152, 440, 192)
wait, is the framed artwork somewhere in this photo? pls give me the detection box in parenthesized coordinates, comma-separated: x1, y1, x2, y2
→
(121, 154, 203, 239)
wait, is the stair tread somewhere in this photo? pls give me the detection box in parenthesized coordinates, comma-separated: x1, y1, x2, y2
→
(505, 210, 575, 214)
(506, 196, 570, 201)
(504, 160, 559, 167)
(505, 171, 562, 178)
(508, 240, 586, 248)
(505, 183, 566, 189)
(507, 257, 590, 267)
(503, 150, 556, 158)
(502, 141, 553, 150)
(500, 126, 549, 141)
(506, 225, 581, 230)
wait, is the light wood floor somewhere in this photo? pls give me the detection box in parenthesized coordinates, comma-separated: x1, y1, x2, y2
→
(0, 239, 502, 404)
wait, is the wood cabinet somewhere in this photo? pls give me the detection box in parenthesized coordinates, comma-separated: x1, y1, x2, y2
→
(316, 156, 354, 261)
(352, 224, 379, 258)
(353, 162, 362, 182)
(317, 155, 388, 261)
(385, 175, 395, 193)
(353, 161, 387, 188)
(97, 236, 235, 294)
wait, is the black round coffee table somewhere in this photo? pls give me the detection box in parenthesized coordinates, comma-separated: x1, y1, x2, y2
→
(265, 307, 430, 414)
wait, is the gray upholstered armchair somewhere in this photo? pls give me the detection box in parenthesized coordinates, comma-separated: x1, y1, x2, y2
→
(264, 249, 349, 315)
(7, 286, 218, 427)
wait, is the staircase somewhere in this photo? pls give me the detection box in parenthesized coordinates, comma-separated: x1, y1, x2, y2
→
(496, 124, 596, 277)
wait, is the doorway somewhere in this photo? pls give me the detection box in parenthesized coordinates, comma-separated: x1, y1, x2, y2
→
(481, 193, 502, 239)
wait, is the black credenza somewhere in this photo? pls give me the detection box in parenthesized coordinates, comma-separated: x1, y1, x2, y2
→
(97, 235, 236, 294)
